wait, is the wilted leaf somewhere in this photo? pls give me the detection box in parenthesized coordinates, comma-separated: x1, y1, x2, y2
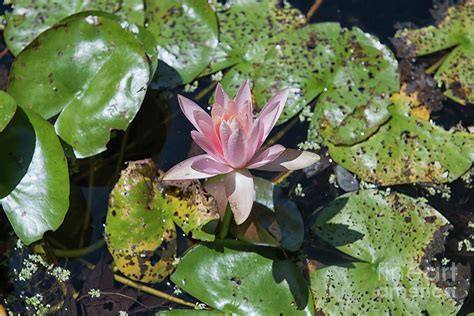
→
(328, 94, 474, 185)
(106, 159, 219, 282)
(171, 240, 314, 315)
(163, 180, 219, 242)
(106, 160, 177, 283)
(395, 0, 474, 104)
(8, 12, 154, 158)
(231, 177, 304, 251)
(145, 0, 218, 85)
(0, 108, 69, 245)
(310, 190, 464, 314)
(0, 91, 16, 132)
(4, 0, 145, 55)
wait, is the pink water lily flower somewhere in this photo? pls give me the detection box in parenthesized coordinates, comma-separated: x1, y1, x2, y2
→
(163, 80, 319, 224)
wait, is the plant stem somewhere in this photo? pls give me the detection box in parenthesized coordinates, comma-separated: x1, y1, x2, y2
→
(113, 274, 196, 308)
(112, 127, 130, 185)
(425, 53, 449, 75)
(266, 115, 299, 146)
(51, 239, 105, 258)
(219, 204, 233, 239)
(195, 81, 217, 101)
(306, 0, 323, 21)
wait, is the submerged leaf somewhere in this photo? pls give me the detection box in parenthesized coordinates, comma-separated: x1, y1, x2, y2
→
(171, 240, 314, 315)
(145, 0, 218, 85)
(328, 94, 474, 185)
(0, 91, 17, 132)
(4, 0, 145, 56)
(395, 0, 474, 104)
(0, 108, 69, 245)
(310, 190, 464, 314)
(8, 12, 154, 158)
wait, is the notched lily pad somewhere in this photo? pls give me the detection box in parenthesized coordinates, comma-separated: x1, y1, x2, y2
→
(310, 190, 466, 315)
(106, 159, 219, 282)
(8, 12, 154, 158)
(1, 108, 69, 245)
(145, 0, 218, 85)
(4, 0, 145, 55)
(106, 160, 177, 283)
(395, 0, 474, 104)
(231, 177, 304, 251)
(0, 91, 17, 132)
(328, 94, 474, 185)
(171, 240, 314, 315)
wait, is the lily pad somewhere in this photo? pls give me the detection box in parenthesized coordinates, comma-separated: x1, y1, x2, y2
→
(4, 0, 145, 56)
(328, 94, 474, 185)
(310, 189, 462, 315)
(145, 0, 218, 85)
(171, 240, 314, 315)
(106, 159, 219, 282)
(1, 108, 69, 245)
(163, 180, 219, 242)
(395, 1, 474, 104)
(0, 91, 17, 132)
(106, 160, 177, 283)
(231, 177, 304, 251)
(209, 1, 399, 137)
(8, 12, 154, 158)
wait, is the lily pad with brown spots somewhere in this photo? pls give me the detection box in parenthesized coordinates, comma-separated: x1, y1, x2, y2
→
(209, 1, 399, 143)
(106, 159, 219, 283)
(328, 94, 474, 185)
(310, 190, 466, 315)
(395, 0, 474, 104)
(4, 0, 145, 56)
(145, 0, 218, 85)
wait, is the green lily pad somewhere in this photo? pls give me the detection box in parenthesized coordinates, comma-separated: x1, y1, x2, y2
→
(0, 91, 17, 132)
(231, 177, 304, 251)
(310, 189, 462, 315)
(106, 159, 177, 283)
(209, 1, 399, 138)
(8, 12, 154, 158)
(4, 0, 145, 56)
(171, 240, 314, 315)
(1, 108, 69, 245)
(395, 1, 474, 104)
(158, 311, 224, 316)
(328, 94, 474, 185)
(145, 0, 218, 84)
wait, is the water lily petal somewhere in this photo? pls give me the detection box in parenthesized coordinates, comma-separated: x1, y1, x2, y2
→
(163, 154, 229, 180)
(215, 83, 229, 107)
(234, 80, 252, 116)
(246, 144, 286, 169)
(225, 169, 254, 225)
(226, 129, 247, 168)
(246, 120, 264, 162)
(191, 131, 225, 161)
(257, 89, 289, 141)
(178, 95, 213, 135)
(255, 149, 320, 171)
(192, 156, 233, 174)
(204, 176, 227, 218)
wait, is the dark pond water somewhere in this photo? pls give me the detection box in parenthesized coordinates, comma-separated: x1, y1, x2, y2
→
(0, 0, 473, 314)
